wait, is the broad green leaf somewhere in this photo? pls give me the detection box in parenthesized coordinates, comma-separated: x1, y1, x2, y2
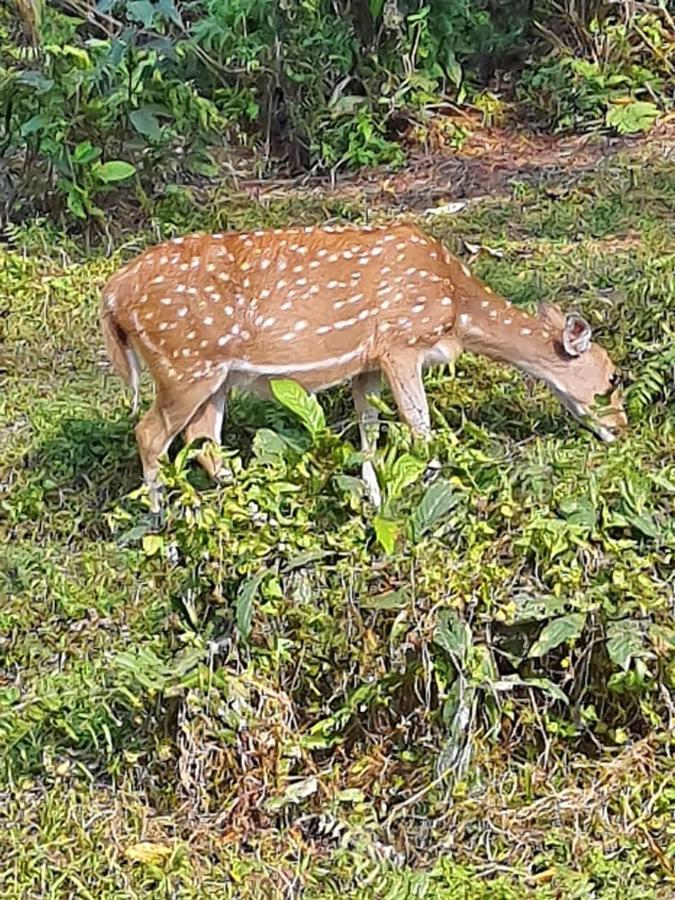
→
(373, 516, 400, 554)
(627, 512, 659, 539)
(270, 380, 325, 438)
(126, 0, 156, 27)
(236, 571, 266, 642)
(252, 428, 289, 463)
(411, 479, 456, 540)
(335, 474, 366, 498)
(20, 113, 50, 136)
(529, 613, 586, 658)
(130, 106, 161, 140)
(606, 101, 659, 135)
(360, 588, 408, 610)
(16, 70, 54, 92)
(388, 453, 426, 502)
(93, 160, 136, 183)
(606, 620, 645, 671)
(558, 496, 597, 528)
(434, 610, 471, 663)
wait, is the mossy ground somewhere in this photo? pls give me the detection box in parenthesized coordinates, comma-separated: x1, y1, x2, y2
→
(1, 150, 674, 898)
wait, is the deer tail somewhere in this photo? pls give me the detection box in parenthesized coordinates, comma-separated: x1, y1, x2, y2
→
(101, 300, 141, 415)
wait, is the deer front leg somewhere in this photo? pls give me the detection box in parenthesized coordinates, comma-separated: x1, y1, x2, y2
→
(380, 351, 431, 440)
(352, 371, 382, 507)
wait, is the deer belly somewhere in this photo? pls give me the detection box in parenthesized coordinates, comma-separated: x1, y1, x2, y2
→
(228, 356, 365, 398)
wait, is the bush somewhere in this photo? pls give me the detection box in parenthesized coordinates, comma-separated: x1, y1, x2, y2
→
(1, 1, 672, 226)
(0, 0, 533, 223)
(519, 9, 673, 132)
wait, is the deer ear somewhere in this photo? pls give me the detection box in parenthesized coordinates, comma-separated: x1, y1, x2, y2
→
(537, 302, 565, 330)
(562, 313, 592, 357)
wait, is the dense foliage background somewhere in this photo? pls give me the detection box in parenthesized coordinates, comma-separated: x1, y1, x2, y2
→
(1, 0, 673, 224)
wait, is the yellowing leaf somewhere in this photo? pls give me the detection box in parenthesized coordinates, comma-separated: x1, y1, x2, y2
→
(373, 516, 400, 554)
(125, 842, 172, 865)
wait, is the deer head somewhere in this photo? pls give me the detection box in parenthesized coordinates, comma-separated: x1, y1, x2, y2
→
(536, 303, 627, 442)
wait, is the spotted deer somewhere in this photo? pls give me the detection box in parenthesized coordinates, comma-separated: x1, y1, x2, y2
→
(101, 222, 627, 510)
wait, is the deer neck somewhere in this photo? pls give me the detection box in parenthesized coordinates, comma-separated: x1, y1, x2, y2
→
(454, 288, 561, 386)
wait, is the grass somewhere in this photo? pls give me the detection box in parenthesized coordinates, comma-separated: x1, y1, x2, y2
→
(1, 150, 674, 898)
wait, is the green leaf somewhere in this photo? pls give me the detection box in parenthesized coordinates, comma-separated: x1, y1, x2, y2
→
(283, 550, 333, 572)
(126, 0, 156, 27)
(530, 613, 586, 658)
(236, 572, 266, 642)
(373, 516, 400, 554)
(606, 620, 645, 671)
(73, 141, 101, 165)
(335, 474, 366, 498)
(411, 479, 456, 540)
(627, 512, 659, 539)
(606, 101, 659, 135)
(117, 522, 152, 547)
(142, 534, 164, 556)
(491, 675, 568, 704)
(20, 113, 50, 136)
(434, 610, 471, 664)
(252, 428, 289, 464)
(130, 106, 161, 140)
(360, 587, 408, 610)
(270, 380, 325, 438)
(388, 453, 426, 502)
(558, 496, 597, 528)
(369, 0, 385, 17)
(16, 70, 54, 92)
(93, 161, 137, 183)
(650, 624, 675, 653)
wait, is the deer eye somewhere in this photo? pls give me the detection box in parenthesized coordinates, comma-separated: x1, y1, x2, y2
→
(609, 372, 621, 389)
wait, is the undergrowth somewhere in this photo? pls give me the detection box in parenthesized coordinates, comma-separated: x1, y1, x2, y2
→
(1, 152, 674, 897)
(1, 0, 673, 225)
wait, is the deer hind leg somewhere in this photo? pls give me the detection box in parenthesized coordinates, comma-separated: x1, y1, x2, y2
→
(352, 371, 382, 507)
(182, 390, 228, 480)
(135, 375, 227, 512)
(380, 351, 431, 439)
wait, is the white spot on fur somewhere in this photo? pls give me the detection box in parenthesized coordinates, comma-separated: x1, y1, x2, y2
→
(316, 325, 331, 335)
(334, 317, 357, 330)
(295, 320, 307, 332)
